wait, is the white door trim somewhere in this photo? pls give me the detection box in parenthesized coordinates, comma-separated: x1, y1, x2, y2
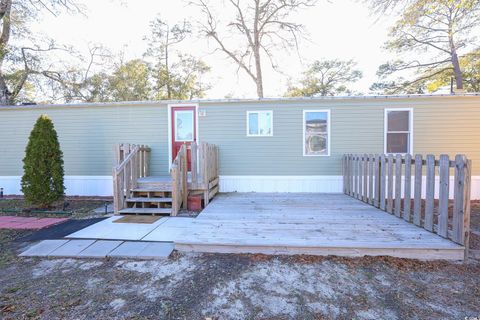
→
(167, 103, 199, 169)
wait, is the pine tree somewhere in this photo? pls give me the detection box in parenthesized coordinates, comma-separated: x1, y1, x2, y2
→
(21, 115, 65, 208)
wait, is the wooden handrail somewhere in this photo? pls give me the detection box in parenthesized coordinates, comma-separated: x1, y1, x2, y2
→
(112, 143, 150, 214)
(343, 153, 472, 255)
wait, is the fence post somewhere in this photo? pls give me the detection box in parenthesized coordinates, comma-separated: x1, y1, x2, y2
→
(464, 159, 472, 257)
(453, 155, 467, 245)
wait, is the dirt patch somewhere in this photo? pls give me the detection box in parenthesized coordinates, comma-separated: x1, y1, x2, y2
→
(0, 231, 479, 320)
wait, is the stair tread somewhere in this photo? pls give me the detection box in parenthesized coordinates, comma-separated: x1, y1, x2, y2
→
(119, 208, 172, 214)
(131, 188, 173, 192)
(126, 197, 173, 203)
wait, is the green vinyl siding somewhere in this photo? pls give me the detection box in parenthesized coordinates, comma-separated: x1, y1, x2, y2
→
(0, 103, 169, 176)
(0, 95, 479, 177)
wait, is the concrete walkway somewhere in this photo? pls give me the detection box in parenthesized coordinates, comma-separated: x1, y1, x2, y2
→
(20, 239, 174, 259)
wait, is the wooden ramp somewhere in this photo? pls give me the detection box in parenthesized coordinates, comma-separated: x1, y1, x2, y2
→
(174, 193, 465, 260)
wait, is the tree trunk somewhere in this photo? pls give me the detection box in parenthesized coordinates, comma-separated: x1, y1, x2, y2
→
(254, 57, 264, 98)
(451, 52, 464, 91)
(0, 75, 11, 105)
(0, 0, 12, 105)
(448, 23, 463, 91)
(253, 42, 263, 98)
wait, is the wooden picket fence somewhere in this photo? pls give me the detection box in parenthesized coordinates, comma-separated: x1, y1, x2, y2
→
(342, 154, 472, 248)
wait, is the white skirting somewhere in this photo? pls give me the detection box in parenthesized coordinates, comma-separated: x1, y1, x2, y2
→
(1, 175, 480, 199)
(219, 175, 480, 200)
(0, 176, 113, 197)
(219, 175, 344, 193)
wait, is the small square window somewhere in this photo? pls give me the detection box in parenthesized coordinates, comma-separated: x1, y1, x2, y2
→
(247, 111, 272, 136)
(385, 109, 412, 154)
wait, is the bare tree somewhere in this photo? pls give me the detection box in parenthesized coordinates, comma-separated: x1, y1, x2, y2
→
(194, 0, 317, 98)
(0, 0, 84, 105)
(367, 0, 480, 92)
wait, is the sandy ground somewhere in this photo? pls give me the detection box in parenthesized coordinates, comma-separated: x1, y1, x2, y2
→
(0, 230, 479, 320)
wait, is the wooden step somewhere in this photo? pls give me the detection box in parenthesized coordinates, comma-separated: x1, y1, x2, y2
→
(137, 176, 172, 189)
(126, 197, 173, 203)
(131, 188, 173, 193)
(119, 208, 172, 215)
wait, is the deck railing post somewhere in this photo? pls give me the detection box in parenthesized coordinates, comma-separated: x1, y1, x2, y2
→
(182, 144, 188, 209)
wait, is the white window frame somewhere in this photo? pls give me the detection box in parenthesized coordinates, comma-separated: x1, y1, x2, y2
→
(384, 108, 413, 154)
(303, 109, 331, 157)
(246, 110, 273, 137)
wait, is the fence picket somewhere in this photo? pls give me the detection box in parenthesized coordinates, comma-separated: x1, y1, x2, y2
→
(413, 154, 423, 226)
(387, 154, 394, 214)
(368, 154, 374, 205)
(425, 154, 435, 232)
(363, 154, 368, 202)
(380, 154, 386, 210)
(394, 154, 402, 218)
(453, 155, 466, 244)
(438, 154, 449, 237)
(358, 155, 363, 200)
(403, 154, 412, 222)
(374, 154, 380, 208)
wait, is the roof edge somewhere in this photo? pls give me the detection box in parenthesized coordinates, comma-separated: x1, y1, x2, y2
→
(0, 93, 479, 110)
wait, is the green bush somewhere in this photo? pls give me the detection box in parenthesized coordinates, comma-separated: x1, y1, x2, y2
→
(21, 115, 65, 208)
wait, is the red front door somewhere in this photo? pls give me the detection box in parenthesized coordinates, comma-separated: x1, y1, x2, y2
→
(171, 106, 196, 171)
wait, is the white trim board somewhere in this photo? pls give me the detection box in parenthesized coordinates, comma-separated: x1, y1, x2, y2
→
(0, 176, 112, 196)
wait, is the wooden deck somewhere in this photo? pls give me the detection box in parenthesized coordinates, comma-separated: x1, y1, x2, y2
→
(175, 193, 465, 260)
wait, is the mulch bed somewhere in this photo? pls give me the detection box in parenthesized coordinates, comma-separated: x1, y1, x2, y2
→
(0, 197, 110, 219)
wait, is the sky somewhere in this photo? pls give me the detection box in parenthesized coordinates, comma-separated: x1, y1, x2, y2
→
(36, 0, 398, 99)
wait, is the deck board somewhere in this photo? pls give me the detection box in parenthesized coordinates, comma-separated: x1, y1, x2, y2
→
(174, 193, 464, 260)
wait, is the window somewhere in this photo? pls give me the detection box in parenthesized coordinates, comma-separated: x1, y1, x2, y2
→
(385, 108, 412, 154)
(303, 110, 330, 156)
(247, 110, 273, 136)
